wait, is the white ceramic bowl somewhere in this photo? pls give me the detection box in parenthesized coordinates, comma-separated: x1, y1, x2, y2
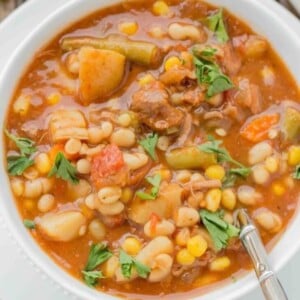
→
(0, 1, 299, 299)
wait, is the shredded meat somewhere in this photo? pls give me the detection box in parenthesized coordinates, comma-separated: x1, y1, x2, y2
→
(159, 67, 196, 87)
(185, 179, 222, 191)
(130, 82, 184, 131)
(221, 42, 242, 76)
(181, 88, 205, 106)
(203, 111, 224, 120)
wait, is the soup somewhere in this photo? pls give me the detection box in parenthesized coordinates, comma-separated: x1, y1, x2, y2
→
(4, 0, 300, 298)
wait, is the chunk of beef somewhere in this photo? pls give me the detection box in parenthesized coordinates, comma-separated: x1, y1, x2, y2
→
(130, 82, 184, 131)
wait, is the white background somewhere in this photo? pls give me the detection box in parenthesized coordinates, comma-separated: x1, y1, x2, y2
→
(0, 1, 299, 299)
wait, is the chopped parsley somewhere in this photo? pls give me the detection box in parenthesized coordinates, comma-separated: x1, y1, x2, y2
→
(48, 152, 79, 184)
(23, 219, 35, 229)
(222, 167, 251, 188)
(139, 133, 159, 161)
(119, 250, 150, 279)
(200, 209, 239, 251)
(82, 243, 112, 287)
(293, 165, 300, 179)
(136, 174, 161, 200)
(193, 53, 234, 98)
(206, 8, 229, 43)
(5, 130, 36, 156)
(7, 156, 34, 176)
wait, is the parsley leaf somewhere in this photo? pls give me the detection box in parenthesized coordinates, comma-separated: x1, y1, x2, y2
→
(23, 219, 35, 229)
(206, 8, 229, 43)
(200, 209, 239, 251)
(198, 135, 247, 168)
(84, 243, 112, 272)
(48, 152, 79, 184)
(139, 133, 159, 161)
(193, 55, 234, 98)
(5, 130, 36, 156)
(82, 270, 104, 287)
(293, 165, 300, 179)
(136, 174, 161, 201)
(7, 156, 34, 175)
(222, 167, 251, 188)
(119, 250, 150, 279)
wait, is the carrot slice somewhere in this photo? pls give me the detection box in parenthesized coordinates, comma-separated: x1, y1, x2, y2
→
(240, 114, 279, 143)
(149, 213, 161, 235)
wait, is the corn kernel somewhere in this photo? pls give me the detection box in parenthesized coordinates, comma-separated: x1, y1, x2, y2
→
(118, 21, 138, 36)
(47, 92, 61, 105)
(209, 256, 231, 272)
(13, 95, 30, 116)
(138, 74, 155, 86)
(205, 165, 225, 180)
(221, 188, 236, 211)
(164, 56, 182, 71)
(288, 146, 300, 166)
(24, 199, 35, 211)
(35, 153, 52, 174)
(155, 169, 172, 181)
(103, 256, 119, 278)
(152, 1, 170, 16)
(265, 156, 279, 173)
(175, 228, 190, 246)
(80, 204, 94, 219)
(187, 235, 208, 258)
(176, 248, 195, 266)
(205, 188, 222, 212)
(120, 187, 133, 204)
(122, 237, 142, 256)
(271, 182, 286, 197)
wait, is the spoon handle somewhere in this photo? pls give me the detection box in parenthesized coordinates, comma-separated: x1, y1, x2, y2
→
(237, 209, 288, 300)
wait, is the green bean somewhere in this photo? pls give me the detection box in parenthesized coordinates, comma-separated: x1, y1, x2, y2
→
(165, 147, 217, 170)
(61, 35, 162, 67)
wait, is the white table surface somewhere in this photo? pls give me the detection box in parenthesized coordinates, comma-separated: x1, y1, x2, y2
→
(0, 1, 299, 299)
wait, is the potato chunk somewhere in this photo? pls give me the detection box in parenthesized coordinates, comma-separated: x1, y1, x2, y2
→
(37, 211, 87, 242)
(128, 183, 182, 224)
(50, 110, 88, 142)
(79, 47, 126, 104)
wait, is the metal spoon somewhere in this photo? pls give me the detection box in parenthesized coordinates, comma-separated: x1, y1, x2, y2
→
(235, 209, 288, 300)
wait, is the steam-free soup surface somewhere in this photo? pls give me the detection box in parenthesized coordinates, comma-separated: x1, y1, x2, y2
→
(4, 0, 300, 298)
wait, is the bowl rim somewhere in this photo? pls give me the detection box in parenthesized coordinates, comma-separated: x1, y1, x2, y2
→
(0, 0, 299, 299)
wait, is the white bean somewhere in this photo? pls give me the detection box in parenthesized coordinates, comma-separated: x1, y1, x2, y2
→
(88, 219, 106, 240)
(175, 207, 200, 227)
(123, 152, 148, 170)
(237, 185, 261, 206)
(23, 179, 43, 198)
(148, 254, 173, 282)
(117, 113, 131, 127)
(168, 23, 204, 41)
(38, 194, 55, 213)
(23, 167, 39, 180)
(144, 219, 175, 237)
(11, 178, 24, 197)
(37, 211, 87, 242)
(97, 201, 124, 216)
(40, 178, 54, 193)
(248, 142, 273, 165)
(255, 210, 282, 233)
(101, 121, 113, 138)
(98, 186, 122, 204)
(85, 193, 98, 209)
(76, 159, 91, 174)
(157, 136, 170, 151)
(64, 138, 82, 155)
(110, 129, 136, 147)
(88, 127, 104, 144)
(69, 179, 91, 198)
(252, 165, 270, 185)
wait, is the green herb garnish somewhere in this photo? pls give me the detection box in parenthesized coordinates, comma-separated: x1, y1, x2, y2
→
(82, 270, 104, 288)
(293, 165, 300, 179)
(222, 167, 251, 188)
(5, 130, 36, 156)
(7, 156, 34, 176)
(48, 152, 79, 184)
(23, 219, 35, 229)
(206, 8, 229, 43)
(136, 174, 161, 200)
(82, 243, 112, 287)
(119, 250, 150, 279)
(139, 133, 159, 161)
(193, 54, 234, 98)
(200, 209, 239, 251)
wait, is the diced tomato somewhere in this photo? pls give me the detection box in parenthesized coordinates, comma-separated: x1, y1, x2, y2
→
(240, 114, 279, 143)
(48, 144, 65, 162)
(91, 144, 126, 188)
(149, 213, 161, 235)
